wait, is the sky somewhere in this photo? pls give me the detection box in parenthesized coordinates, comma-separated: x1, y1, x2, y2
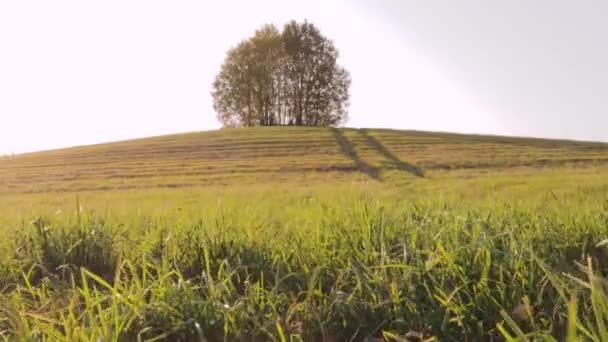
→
(1, 1, 607, 154)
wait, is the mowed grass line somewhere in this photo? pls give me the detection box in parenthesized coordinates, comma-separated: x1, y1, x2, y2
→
(368, 130, 608, 170)
(2, 127, 608, 194)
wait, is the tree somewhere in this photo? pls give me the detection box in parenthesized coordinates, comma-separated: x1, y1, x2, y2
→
(212, 21, 351, 127)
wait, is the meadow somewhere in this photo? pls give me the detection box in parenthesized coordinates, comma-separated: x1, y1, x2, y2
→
(1, 127, 608, 341)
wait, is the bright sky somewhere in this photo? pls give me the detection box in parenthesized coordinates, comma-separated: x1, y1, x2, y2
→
(1, 1, 607, 154)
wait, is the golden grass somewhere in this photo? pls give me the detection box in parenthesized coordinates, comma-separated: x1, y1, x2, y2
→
(1, 127, 607, 195)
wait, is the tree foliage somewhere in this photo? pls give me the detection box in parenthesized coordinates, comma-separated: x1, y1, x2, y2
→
(212, 21, 351, 127)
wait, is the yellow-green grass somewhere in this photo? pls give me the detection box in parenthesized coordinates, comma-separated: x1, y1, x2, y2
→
(2, 127, 608, 193)
(1, 128, 608, 341)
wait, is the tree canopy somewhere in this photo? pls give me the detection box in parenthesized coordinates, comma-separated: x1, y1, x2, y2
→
(212, 21, 351, 127)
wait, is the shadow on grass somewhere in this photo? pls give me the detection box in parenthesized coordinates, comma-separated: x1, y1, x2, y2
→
(359, 129, 425, 178)
(330, 128, 380, 181)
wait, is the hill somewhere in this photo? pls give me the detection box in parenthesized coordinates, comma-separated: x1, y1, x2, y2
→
(3, 128, 608, 340)
(1, 127, 608, 193)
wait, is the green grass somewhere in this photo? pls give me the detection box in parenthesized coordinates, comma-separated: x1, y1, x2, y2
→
(1, 127, 608, 341)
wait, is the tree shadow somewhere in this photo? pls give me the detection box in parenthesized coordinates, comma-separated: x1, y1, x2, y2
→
(359, 129, 425, 178)
(330, 128, 380, 181)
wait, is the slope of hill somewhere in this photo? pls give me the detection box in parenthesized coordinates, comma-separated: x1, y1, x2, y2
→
(2, 128, 608, 341)
(1, 127, 608, 193)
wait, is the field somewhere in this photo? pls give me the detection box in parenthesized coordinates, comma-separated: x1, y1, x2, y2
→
(1, 127, 608, 341)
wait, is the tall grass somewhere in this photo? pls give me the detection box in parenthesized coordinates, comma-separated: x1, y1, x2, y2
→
(1, 187, 607, 341)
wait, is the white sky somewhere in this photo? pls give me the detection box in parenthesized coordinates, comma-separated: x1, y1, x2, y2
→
(1, 0, 606, 154)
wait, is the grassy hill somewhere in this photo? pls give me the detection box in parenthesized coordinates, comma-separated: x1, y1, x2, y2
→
(2, 127, 608, 193)
(2, 128, 608, 341)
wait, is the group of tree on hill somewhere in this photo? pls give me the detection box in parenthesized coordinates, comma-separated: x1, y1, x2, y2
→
(212, 20, 351, 127)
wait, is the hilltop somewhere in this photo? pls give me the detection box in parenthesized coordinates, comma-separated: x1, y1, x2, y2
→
(1, 127, 608, 193)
